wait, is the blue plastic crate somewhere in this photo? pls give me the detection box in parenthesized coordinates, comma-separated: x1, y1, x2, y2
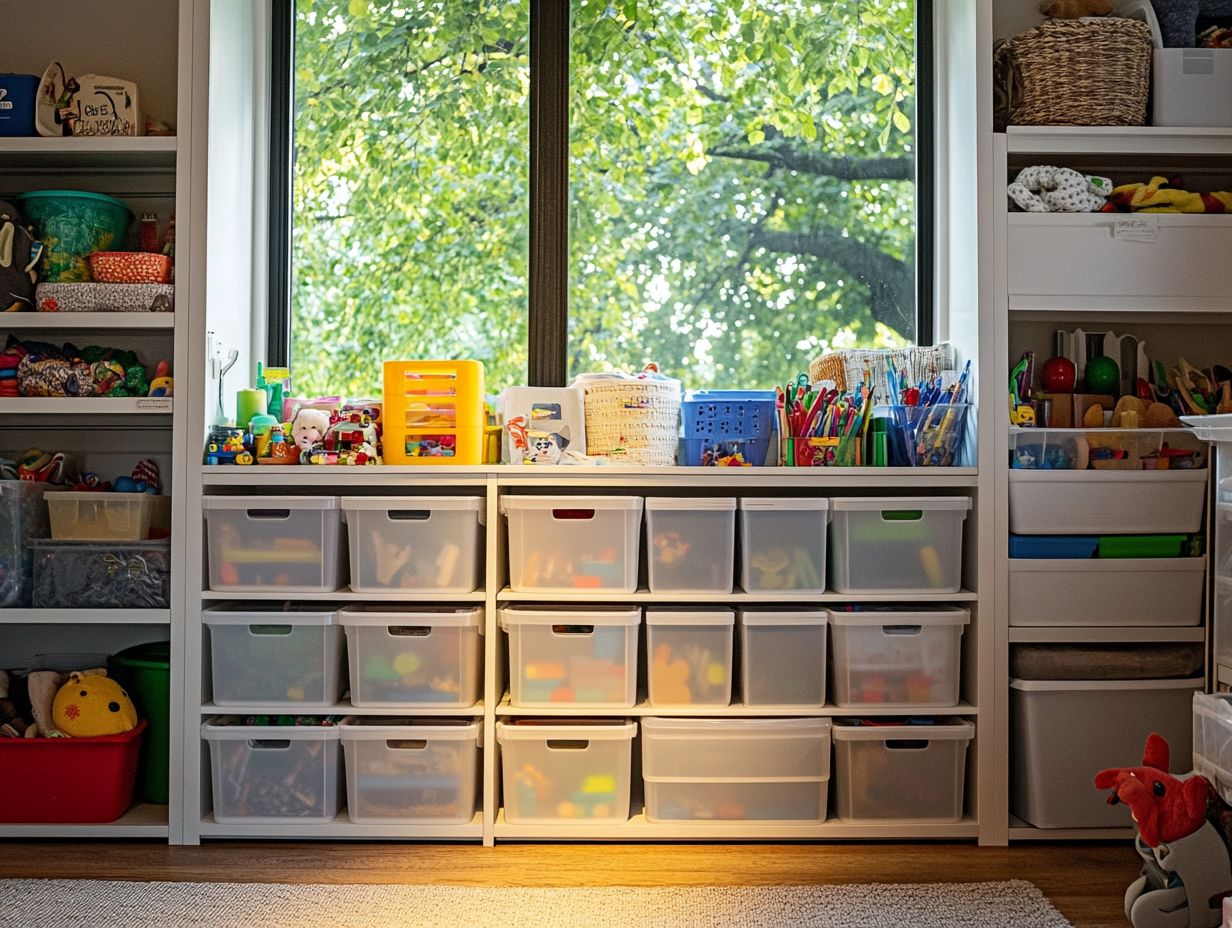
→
(681, 390, 776, 466)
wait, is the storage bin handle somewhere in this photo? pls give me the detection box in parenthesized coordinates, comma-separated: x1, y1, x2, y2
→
(881, 624, 923, 636)
(551, 508, 595, 521)
(545, 739, 590, 750)
(245, 508, 292, 520)
(386, 626, 431, 637)
(550, 624, 595, 636)
(247, 624, 293, 637)
(247, 739, 292, 750)
(880, 509, 923, 521)
(386, 510, 431, 522)
(386, 738, 428, 750)
(885, 739, 930, 751)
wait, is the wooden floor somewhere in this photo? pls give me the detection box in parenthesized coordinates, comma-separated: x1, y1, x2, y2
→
(0, 842, 1136, 927)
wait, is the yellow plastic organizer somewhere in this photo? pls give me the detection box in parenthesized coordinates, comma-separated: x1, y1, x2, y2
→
(382, 360, 485, 465)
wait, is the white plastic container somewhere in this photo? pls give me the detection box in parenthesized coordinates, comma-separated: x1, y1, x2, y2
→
(496, 719, 636, 824)
(203, 718, 344, 823)
(1010, 677, 1200, 828)
(645, 608, 734, 707)
(832, 719, 973, 822)
(737, 609, 827, 708)
(1008, 470, 1207, 535)
(339, 605, 483, 708)
(738, 497, 828, 594)
(502, 495, 643, 593)
(828, 497, 970, 594)
(645, 497, 736, 593)
(203, 604, 346, 707)
(1009, 557, 1205, 627)
(340, 717, 480, 824)
(828, 607, 970, 708)
(44, 490, 163, 541)
(1194, 692, 1232, 805)
(341, 496, 484, 593)
(500, 606, 640, 708)
(203, 496, 346, 592)
(641, 717, 831, 823)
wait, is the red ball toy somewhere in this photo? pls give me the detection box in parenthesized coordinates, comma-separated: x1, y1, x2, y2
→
(1041, 356, 1077, 393)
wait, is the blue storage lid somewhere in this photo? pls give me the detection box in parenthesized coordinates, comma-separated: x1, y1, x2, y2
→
(1008, 534, 1098, 559)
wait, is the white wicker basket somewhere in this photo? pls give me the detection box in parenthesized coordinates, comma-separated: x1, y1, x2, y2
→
(576, 366, 681, 465)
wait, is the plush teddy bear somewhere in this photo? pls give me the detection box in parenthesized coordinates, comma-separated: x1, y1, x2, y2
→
(1007, 165, 1113, 212)
(1151, 0, 1232, 47)
(289, 406, 331, 461)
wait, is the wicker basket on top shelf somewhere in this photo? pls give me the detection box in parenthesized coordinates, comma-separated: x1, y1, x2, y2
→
(999, 17, 1152, 127)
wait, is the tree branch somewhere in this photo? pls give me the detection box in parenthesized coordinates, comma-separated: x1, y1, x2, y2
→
(711, 138, 912, 181)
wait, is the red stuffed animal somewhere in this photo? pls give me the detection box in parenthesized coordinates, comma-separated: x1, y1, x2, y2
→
(1095, 732, 1214, 848)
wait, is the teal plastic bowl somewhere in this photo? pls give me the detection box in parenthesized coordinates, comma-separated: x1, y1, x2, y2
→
(15, 190, 134, 283)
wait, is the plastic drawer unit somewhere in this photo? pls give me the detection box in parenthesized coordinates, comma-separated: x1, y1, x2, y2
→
(1009, 557, 1205, 627)
(502, 495, 643, 594)
(828, 497, 970, 594)
(644, 497, 736, 593)
(1008, 470, 1207, 536)
(641, 717, 832, 822)
(496, 719, 636, 824)
(203, 604, 347, 708)
(341, 495, 484, 593)
(341, 717, 480, 824)
(203, 496, 346, 593)
(339, 605, 483, 708)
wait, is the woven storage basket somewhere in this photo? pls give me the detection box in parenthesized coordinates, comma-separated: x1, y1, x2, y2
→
(809, 344, 955, 393)
(577, 366, 681, 465)
(1003, 17, 1151, 127)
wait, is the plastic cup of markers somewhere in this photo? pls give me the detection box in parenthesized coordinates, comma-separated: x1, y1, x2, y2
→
(873, 404, 970, 467)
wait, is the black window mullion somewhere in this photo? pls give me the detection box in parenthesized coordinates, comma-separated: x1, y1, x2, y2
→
(916, 0, 935, 347)
(266, 0, 294, 367)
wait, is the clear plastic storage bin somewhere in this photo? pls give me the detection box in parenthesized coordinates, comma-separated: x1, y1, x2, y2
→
(31, 539, 170, 608)
(203, 604, 346, 707)
(0, 480, 48, 607)
(641, 717, 831, 822)
(496, 719, 636, 824)
(340, 717, 480, 823)
(828, 497, 970, 593)
(645, 497, 736, 593)
(1009, 557, 1205, 627)
(341, 496, 484, 593)
(738, 610, 828, 707)
(832, 719, 973, 822)
(1008, 470, 1207, 535)
(828, 607, 969, 708)
(44, 490, 164, 541)
(500, 606, 639, 707)
(203, 496, 346, 592)
(1194, 692, 1232, 805)
(502, 495, 643, 593)
(203, 717, 344, 822)
(738, 497, 828, 594)
(339, 605, 482, 708)
(645, 608, 734, 707)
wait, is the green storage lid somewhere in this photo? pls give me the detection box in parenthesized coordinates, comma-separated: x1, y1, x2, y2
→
(15, 189, 133, 214)
(111, 640, 171, 669)
(1097, 535, 1187, 559)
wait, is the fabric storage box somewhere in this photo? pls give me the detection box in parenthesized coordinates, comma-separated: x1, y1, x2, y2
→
(31, 539, 170, 608)
(36, 282, 175, 313)
(0, 479, 48, 607)
(832, 719, 973, 822)
(1009, 557, 1204, 627)
(496, 719, 636, 824)
(738, 609, 827, 708)
(1194, 693, 1232, 804)
(645, 497, 735, 593)
(500, 606, 639, 708)
(341, 717, 480, 824)
(0, 74, 38, 136)
(0, 720, 146, 823)
(645, 608, 734, 707)
(203, 496, 346, 592)
(641, 717, 831, 823)
(500, 385, 586, 465)
(44, 490, 162, 541)
(828, 607, 969, 708)
(203, 604, 346, 707)
(1009, 470, 1207, 535)
(738, 497, 828, 594)
(202, 717, 344, 823)
(339, 605, 482, 708)
(502, 495, 643, 593)
(828, 497, 970, 594)
(1010, 677, 1200, 828)
(341, 496, 483, 593)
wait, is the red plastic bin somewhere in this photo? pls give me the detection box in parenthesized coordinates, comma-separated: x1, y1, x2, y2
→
(0, 720, 146, 822)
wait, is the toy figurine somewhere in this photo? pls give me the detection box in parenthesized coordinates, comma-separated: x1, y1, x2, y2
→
(257, 423, 299, 465)
(203, 426, 254, 465)
(148, 360, 173, 397)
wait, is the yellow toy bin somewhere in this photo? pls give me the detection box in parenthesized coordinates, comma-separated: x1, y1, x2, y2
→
(382, 360, 485, 465)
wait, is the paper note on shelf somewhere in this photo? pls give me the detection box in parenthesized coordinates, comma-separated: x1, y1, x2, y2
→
(1113, 216, 1158, 243)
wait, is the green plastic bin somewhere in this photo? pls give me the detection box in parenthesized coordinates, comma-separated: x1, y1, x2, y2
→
(1097, 535, 1187, 559)
(109, 640, 171, 805)
(15, 190, 133, 282)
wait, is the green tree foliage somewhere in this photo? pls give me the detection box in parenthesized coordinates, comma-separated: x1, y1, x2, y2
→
(293, 0, 917, 397)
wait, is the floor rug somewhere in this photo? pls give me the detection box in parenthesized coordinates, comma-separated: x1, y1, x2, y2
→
(0, 878, 1073, 928)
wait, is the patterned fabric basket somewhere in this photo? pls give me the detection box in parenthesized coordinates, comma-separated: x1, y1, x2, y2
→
(576, 365, 682, 465)
(1001, 17, 1151, 127)
(810, 343, 955, 393)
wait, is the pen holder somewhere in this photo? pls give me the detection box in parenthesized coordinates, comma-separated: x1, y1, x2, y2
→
(876, 404, 970, 467)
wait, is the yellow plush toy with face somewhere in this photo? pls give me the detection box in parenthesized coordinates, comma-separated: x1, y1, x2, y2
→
(52, 672, 138, 737)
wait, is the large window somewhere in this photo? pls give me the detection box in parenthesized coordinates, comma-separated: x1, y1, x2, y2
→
(278, 0, 929, 395)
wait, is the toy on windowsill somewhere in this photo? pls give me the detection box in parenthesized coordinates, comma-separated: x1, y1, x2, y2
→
(256, 423, 299, 465)
(300, 405, 382, 466)
(203, 426, 254, 465)
(1095, 733, 1232, 928)
(289, 407, 331, 463)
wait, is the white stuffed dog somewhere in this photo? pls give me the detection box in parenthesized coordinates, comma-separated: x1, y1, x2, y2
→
(1007, 165, 1112, 213)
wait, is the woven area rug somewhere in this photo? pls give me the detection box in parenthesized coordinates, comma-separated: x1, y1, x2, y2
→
(0, 878, 1071, 927)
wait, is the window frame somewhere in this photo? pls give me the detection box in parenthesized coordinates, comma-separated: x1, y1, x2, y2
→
(267, 0, 935, 384)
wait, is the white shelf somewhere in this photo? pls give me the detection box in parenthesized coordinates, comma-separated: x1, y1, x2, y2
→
(200, 589, 486, 602)
(0, 608, 171, 625)
(0, 397, 172, 415)
(0, 803, 168, 838)
(199, 809, 483, 840)
(201, 701, 483, 716)
(1, 313, 175, 330)
(1005, 125, 1232, 156)
(493, 810, 980, 841)
(0, 136, 177, 170)
(495, 696, 977, 717)
(496, 586, 979, 603)
(1008, 625, 1205, 643)
(1007, 815, 1133, 841)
